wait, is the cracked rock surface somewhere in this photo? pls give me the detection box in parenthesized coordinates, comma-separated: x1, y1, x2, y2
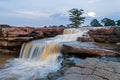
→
(64, 58, 120, 80)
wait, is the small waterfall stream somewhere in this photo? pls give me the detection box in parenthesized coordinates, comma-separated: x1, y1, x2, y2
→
(0, 28, 90, 80)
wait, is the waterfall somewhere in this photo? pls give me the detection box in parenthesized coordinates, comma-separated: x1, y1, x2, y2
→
(0, 28, 89, 80)
(19, 28, 88, 61)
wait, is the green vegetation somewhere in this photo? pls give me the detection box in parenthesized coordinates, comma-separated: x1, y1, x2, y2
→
(90, 19, 102, 27)
(116, 20, 120, 26)
(101, 18, 115, 26)
(69, 8, 85, 27)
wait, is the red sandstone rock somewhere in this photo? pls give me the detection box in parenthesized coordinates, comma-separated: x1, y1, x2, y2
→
(88, 27, 120, 43)
(0, 49, 16, 54)
(0, 27, 64, 56)
(77, 37, 93, 42)
(61, 44, 120, 57)
(2, 27, 34, 37)
(38, 28, 64, 37)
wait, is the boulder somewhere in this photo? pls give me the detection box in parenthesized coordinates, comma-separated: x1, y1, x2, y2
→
(88, 27, 120, 43)
(61, 42, 120, 57)
(64, 58, 120, 80)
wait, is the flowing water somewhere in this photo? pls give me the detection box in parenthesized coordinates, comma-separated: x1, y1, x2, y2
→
(0, 28, 93, 80)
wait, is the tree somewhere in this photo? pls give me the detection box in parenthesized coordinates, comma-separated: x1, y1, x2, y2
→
(44, 26, 47, 28)
(90, 19, 102, 27)
(101, 18, 115, 26)
(69, 8, 85, 28)
(116, 20, 120, 26)
(58, 25, 65, 28)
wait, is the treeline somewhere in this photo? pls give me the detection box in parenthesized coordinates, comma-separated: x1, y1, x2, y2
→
(68, 8, 120, 27)
(43, 25, 67, 28)
(90, 18, 120, 27)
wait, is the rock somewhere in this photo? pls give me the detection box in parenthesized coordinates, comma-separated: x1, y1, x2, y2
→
(1, 27, 64, 38)
(35, 78, 49, 80)
(0, 49, 17, 55)
(59, 59, 75, 74)
(88, 27, 120, 43)
(77, 37, 93, 42)
(0, 27, 64, 56)
(117, 42, 120, 47)
(0, 37, 33, 42)
(48, 72, 62, 80)
(0, 41, 21, 47)
(61, 42, 120, 57)
(61, 59, 75, 68)
(38, 28, 64, 37)
(64, 58, 120, 80)
(29, 30, 44, 39)
(2, 27, 34, 37)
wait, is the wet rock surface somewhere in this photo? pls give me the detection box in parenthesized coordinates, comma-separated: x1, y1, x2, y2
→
(61, 42, 120, 57)
(64, 58, 120, 80)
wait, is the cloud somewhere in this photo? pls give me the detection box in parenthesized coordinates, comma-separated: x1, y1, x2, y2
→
(87, 12, 96, 17)
(16, 11, 52, 18)
(0, 0, 120, 27)
(88, 0, 100, 3)
(0, 11, 52, 19)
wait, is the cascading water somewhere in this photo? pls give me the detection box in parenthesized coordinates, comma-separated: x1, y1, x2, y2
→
(0, 28, 89, 80)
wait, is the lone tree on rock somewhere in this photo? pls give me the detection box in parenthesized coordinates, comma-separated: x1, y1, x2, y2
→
(69, 8, 85, 28)
(90, 19, 102, 27)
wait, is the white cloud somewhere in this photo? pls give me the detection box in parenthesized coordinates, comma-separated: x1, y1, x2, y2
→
(16, 11, 52, 18)
(88, 0, 100, 3)
(87, 12, 96, 17)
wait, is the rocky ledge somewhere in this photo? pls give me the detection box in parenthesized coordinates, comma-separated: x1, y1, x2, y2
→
(61, 42, 120, 57)
(64, 58, 120, 80)
(0, 26, 64, 56)
(88, 27, 120, 43)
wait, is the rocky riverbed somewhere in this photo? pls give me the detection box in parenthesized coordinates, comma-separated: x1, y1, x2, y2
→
(63, 58, 120, 80)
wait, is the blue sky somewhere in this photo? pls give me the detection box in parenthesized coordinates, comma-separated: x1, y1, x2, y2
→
(0, 0, 120, 27)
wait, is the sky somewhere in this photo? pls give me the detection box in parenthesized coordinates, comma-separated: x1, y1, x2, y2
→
(0, 0, 120, 27)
